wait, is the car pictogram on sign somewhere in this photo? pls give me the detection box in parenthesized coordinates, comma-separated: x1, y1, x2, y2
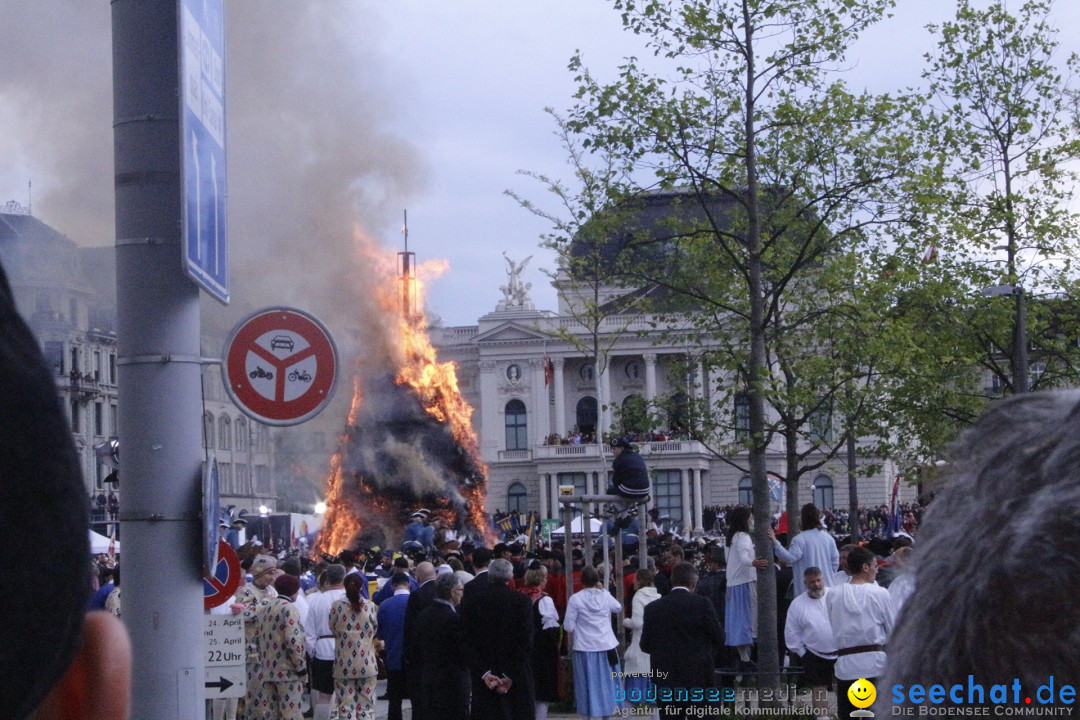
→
(270, 335, 295, 352)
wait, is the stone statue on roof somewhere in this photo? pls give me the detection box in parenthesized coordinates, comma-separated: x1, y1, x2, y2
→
(500, 252, 533, 307)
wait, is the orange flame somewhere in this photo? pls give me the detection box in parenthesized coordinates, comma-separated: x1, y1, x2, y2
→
(315, 238, 492, 555)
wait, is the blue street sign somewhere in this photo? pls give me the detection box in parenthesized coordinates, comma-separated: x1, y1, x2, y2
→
(180, 0, 229, 304)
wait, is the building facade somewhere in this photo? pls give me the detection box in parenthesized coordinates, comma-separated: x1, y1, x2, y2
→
(1, 206, 277, 521)
(431, 272, 905, 536)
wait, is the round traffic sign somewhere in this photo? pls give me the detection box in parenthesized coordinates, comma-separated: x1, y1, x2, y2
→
(222, 307, 339, 426)
(204, 540, 243, 610)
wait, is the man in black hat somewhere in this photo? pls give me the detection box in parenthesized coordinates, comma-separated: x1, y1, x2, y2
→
(607, 437, 651, 533)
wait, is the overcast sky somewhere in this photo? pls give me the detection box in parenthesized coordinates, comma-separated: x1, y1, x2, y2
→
(2, 1, 1078, 328)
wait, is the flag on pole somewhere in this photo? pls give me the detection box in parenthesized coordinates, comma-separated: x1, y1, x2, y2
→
(107, 531, 116, 561)
(544, 356, 554, 386)
(921, 245, 938, 263)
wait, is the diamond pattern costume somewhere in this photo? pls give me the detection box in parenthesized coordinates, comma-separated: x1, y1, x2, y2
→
(329, 597, 379, 720)
(253, 595, 308, 720)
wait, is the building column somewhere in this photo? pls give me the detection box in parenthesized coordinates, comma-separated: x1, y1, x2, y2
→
(553, 358, 566, 438)
(692, 468, 704, 533)
(549, 473, 559, 521)
(530, 358, 550, 447)
(600, 363, 612, 437)
(681, 469, 692, 539)
(478, 360, 500, 460)
(694, 360, 706, 401)
(539, 473, 548, 520)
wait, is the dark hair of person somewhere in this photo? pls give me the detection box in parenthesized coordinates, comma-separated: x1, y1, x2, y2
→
(635, 568, 655, 587)
(800, 503, 821, 531)
(671, 562, 698, 589)
(0, 260, 91, 720)
(472, 547, 493, 568)
(344, 573, 366, 612)
(726, 506, 752, 545)
(846, 546, 876, 575)
(391, 572, 411, 588)
(580, 565, 601, 587)
(804, 566, 823, 578)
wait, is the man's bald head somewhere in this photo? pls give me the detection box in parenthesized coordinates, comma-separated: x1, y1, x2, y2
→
(415, 561, 436, 583)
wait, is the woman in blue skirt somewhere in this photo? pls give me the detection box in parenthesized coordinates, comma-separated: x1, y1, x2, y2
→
(565, 565, 624, 719)
(725, 506, 768, 669)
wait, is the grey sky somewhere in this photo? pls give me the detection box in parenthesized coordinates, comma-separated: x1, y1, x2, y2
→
(1, 1, 1078, 328)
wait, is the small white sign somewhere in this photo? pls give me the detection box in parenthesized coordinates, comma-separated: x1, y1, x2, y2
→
(204, 615, 245, 698)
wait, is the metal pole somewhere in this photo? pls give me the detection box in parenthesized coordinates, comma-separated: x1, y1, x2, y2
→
(113, 1, 206, 717)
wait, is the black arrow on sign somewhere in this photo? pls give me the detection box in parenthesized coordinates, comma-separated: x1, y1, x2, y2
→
(205, 676, 234, 693)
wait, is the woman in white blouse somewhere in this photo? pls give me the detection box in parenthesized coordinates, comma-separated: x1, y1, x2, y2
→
(564, 565, 624, 720)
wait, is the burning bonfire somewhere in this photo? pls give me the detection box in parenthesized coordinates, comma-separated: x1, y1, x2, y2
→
(316, 235, 492, 555)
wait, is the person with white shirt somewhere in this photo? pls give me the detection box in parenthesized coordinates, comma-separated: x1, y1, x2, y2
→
(769, 504, 841, 596)
(564, 565, 624, 720)
(827, 547, 894, 720)
(784, 567, 838, 715)
(305, 564, 347, 720)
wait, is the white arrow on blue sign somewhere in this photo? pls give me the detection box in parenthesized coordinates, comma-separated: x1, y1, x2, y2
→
(180, 0, 229, 304)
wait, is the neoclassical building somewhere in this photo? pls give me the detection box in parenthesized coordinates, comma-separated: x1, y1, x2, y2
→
(431, 270, 906, 536)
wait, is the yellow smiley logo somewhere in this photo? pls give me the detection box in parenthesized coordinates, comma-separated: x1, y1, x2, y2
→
(848, 678, 877, 709)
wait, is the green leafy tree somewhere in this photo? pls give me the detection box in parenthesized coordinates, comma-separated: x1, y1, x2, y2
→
(554, 0, 930, 682)
(922, 0, 1080, 394)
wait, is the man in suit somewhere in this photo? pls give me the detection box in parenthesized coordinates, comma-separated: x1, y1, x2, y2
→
(640, 562, 724, 720)
(376, 573, 412, 720)
(403, 561, 437, 720)
(460, 558, 535, 720)
(415, 573, 470, 720)
(461, 546, 493, 606)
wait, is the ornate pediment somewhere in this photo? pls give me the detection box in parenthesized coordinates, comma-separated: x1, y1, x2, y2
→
(473, 322, 550, 345)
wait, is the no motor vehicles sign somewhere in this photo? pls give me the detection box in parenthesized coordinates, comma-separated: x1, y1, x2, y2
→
(222, 307, 339, 426)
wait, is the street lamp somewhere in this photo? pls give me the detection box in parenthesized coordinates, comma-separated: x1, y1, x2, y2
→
(314, 501, 327, 514)
(258, 504, 270, 516)
(979, 283, 1028, 394)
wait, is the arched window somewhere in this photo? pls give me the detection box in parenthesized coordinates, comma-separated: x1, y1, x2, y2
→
(620, 394, 647, 435)
(575, 396, 597, 437)
(507, 482, 527, 514)
(219, 416, 232, 450)
(668, 392, 690, 434)
(236, 418, 248, 451)
(812, 475, 834, 510)
(505, 399, 528, 451)
(734, 393, 750, 442)
(738, 476, 753, 505)
(203, 413, 215, 449)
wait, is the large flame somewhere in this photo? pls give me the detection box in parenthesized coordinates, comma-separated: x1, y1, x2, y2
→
(315, 238, 491, 555)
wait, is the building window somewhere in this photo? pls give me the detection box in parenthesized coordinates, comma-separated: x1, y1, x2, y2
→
(575, 396, 597, 437)
(652, 469, 683, 524)
(94, 402, 104, 436)
(45, 341, 64, 375)
(812, 475, 834, 510)
(256, 425, 269, 453)
(734, 393, 750, 442)
(236, 418, 248, 452)
(70, 399, 80, 433)
(94, 351, 102, 381)
(219, 416, 232, 450)
(110, 403, 118, 436)
(70, 346, 80, 373)
(808, 399, 834, 443)
(256, 465, 271, 494)
(667, 392, 690, 434)
(507, 482, 528, 514)
(203, 413, 215, 449)
(557, 472, 588, 498)
(505, 399, 528, 450)
(219, 463, 232, 494)
(738, 476, 752, 505)
(620, 394, 648, 435)
(109, 354, 117, 384)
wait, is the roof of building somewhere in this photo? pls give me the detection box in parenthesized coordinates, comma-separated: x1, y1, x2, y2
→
(0, 211, 77, 249)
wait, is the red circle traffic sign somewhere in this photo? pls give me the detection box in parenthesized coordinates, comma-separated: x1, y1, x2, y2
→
(204, 540, 243, 610)
(222, 306, 339, 426)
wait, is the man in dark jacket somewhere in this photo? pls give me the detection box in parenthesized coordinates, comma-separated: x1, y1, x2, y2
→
(460, 558, 535, 720)
(640, 562, 724, 720)
(402, 562, 437, 720)
(415, 574, 470, 720)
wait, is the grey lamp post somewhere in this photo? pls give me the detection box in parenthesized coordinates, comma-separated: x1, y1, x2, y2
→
(979, 283, 1029, 393)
